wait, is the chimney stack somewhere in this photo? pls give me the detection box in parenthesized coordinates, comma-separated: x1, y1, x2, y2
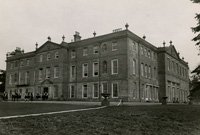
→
(74, 31, 81, 42)
(35, 42, 38, 50)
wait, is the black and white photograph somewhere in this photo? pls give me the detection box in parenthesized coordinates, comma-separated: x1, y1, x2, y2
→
(0, 0, 200, 134)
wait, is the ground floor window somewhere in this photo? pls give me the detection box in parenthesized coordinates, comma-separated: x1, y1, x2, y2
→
(82, 84, 88, 98)
(102, 82, 108, 94)
(112, 82, 118, 98)
(93, 83, 99, 98)
(70, 85, 75, 98)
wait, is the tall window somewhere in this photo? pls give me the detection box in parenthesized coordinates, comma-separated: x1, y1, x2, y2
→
(144, 48, 147, 57)
(148, 66, 151, 78)
(154, 67, 156, 79)
(55, 51, 59, 59)
(20, 60, 24, 67)
(102, 44, 107, 52)
(102, 82, 108, 94)
(39, 55, 43, 62)
(112, 82, 118, 98)
(82, 63, 88, 77)
(71, 66, 76, 79)
(25, 71, 29, 84)
(14, 73, 17, 83)
(111, 59, 118, 74)
(71, 50, 76, 58)
(70, 85, 75, 98)
(54, 66, 59, 78)
(46, 67, 51, 79)
(132, 59, 136, 75)
(9, 74, 12, 84)
(83, 47, 88, 56)
(132, 42, 136, 51)
(82, 84, 88, 98)
(93, 83, 99, 98)
(39, 68, 43, 81)
(47, 53, 51, 61)
(167, 58, 170, 71)
(27, 59, 30, 66)
(93, 46, 99, 54)
(112, 42, 118, 51)
(147, 50, 151, 58)
(141, 63, 144, 76)
(145, 64, 148, 78)
(93, 62, 99, 76)
(102, 61, 107, 73)
(140, 46, 143, 55)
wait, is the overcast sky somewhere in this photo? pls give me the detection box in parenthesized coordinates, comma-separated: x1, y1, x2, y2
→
(0, 0, 199, 71)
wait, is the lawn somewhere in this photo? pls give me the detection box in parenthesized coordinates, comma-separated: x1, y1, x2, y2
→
(0, 104, 200, 135)
(0, 102, 96, 117)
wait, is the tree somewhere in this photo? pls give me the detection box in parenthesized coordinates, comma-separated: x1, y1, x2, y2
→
(0, 70, 6, 93)
(191, 0, 200, 46)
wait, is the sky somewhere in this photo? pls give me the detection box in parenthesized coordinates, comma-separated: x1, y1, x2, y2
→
(0, 0, 199, 72)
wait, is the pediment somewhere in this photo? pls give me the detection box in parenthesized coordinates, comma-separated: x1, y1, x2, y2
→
(41, 79, 53, 85)
(166, 45, 180, 59)
(36, 41, 62, 53)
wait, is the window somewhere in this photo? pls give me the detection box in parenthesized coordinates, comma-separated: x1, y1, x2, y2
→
(93, 62, 99, 76)
(27, 59, 30, 66)
(46, 67, 51, 79)
(19, 72, 21, 84)
(154, 67, 156, 79)
(82, 84, 88, 98)
(70, 85, 75, 98)
(112, 42, 118, 51)
(144, 48, 147, 57)
(82, 63, 88, 77)
(39, 55, 43, 62)
(176, 63, 178, 74)
(71, 50, 76, 58)
(14, 61, 18, 68)
(132, 42, 136, 51)
(93, 83, 99, 98)
(167, 58, 170, 71)
(93, 46, 99, 54)
(147, 50, 151, 58)
(140, 46, 144, 55)
(71, 66, 76, 79)
(83, 47, 88, 56)
(112, 82, 118, 98)
(145, 64, 148, 78)
(111, 59, 118, 74)
(47, 53, 51, 61)
(102, 61, 108, 73)
(55, 51, 59, 59)
(132, 59, 136, 75)
(148, 66, 151, 78)
(102, 44, 107, 52)
(20, 60, 24, 67)
(39, 68, 43, 81)
(54, 66, 59, 78)
(9, 74, 13, 84)
(141, 63, 144, 76)
(102, 82, 108, 94)
(14, 73, 17, 83)
(25, 71, 29, 84)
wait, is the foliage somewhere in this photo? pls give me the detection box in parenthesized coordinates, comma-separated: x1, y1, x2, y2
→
(191, 0, 200, 46)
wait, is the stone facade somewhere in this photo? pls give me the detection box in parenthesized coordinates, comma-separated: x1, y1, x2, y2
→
(5, 28, 189, 102)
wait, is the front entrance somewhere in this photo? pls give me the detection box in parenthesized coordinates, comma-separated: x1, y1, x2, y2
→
(43, 87, 49, 93)
(42, 87, 49, 100)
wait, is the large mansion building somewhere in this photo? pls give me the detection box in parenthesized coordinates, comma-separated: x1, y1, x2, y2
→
(5, 25, 189, 102)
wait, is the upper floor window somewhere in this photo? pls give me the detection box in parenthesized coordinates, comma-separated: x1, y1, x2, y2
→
(47, 53, 51, 61)
(132, 42, 136, 51)
(148, 66, 151, 78)
(145, 64, 148, 78)
(132, 59, 136, 75)
(20, 60, 24, 67)
(112, 82, 118, 98)
(82, 63, 88, 77)
(55, 51, 59, 59)
(111, 59, 118, 74)
(140, 46, 144, 55)
(39, 68, 43, 81)
(93, 62, 99, 76)
(102, 61, 108, 73)
(93, 46, 99, 54)
(83, 47, 88, 56)
(54, 66, 59, 78)
(27, 59, 30, 66)
(102, 44, 107, 52)
(154, 67, 157, 79)
(71, 65, 76, 79)
(167, 58, 170, 71)
(144, 48, 147, 57)
(14, 61, 18, 68)
(141, 63, 144, 76)
(70, 85, 75, 98)
(39, 55, 43, 62)
(45, 67, 51, 79)
(112, 42, 118, 51)
(25, 71, 30, 84)
(10, 63, 14, 69)
(71, 50, 76, 58)
(147, 50, 151, 58)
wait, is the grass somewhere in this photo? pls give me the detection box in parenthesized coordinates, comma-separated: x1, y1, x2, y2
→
(0, 102, 95, 117)
(0, 104, 200, 135)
